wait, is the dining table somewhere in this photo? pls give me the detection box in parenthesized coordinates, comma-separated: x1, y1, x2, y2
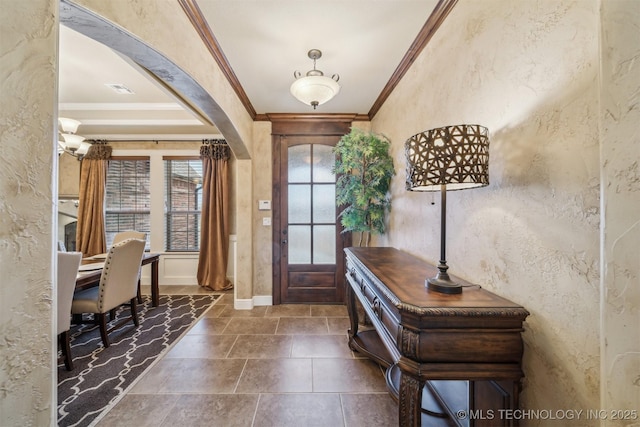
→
(76, 253, 161, 307)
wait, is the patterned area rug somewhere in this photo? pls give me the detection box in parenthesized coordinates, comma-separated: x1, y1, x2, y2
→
(57, 294, 220, 427)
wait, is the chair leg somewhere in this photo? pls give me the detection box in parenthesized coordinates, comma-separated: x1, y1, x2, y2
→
(97, 313, 110, 348)
(130, 297, 139, 327)
(60, 331, 73, 371)
(109, 308, 117, 321)
(137, 278, 142, 304)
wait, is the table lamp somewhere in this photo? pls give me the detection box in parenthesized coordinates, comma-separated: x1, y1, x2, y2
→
(405, 124, 489, 294)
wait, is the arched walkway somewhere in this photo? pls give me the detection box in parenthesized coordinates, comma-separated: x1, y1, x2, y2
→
(60, 0, 250, 158)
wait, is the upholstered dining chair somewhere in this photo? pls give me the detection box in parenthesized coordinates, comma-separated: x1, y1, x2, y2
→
(71, 238, 146, 348)
(57, 251, 82, 370)
(112, 230, 146, 303)
(112, 230, 146, 245)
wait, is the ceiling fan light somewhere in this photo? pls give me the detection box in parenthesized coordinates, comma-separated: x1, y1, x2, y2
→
(61, 133, 85, 150)
(58, 117, 81, 134)
(290, 75, 341, 108)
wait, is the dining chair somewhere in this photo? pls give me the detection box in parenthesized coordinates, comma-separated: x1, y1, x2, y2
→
(113, 230, 146, 245)
(57, 251, 82, 370)
(71, 238, 146, 348)
(112, 230, 146, 303)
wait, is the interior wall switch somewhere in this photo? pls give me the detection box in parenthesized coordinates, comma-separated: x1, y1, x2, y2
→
(258, 200, 271, 210)
(262, 217, 272, 226)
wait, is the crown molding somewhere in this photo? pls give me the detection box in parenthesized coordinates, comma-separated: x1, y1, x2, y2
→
(178, 0, 257, 119)
(82, 133, 223, 141)
(262, 113, 369, 123)
(59, 103, 185, 111)
(79, 119, 203, 126)
(368, 0, 458, 119)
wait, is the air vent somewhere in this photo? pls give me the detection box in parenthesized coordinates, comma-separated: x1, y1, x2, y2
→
(105, 83, 135, 94)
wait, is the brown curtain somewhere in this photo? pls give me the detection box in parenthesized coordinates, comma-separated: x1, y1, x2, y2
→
(76, 143, 112, 257)
(197, 140, 232, 291)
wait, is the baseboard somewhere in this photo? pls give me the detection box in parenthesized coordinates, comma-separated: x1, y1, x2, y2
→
(233, 295, 273, 310)
(253, 295, 273, 306)
(233, 298, 253, 310)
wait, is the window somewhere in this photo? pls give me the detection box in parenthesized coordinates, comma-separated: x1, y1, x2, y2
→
(105, 158, 151, 249)
(164, 158, 202, 251)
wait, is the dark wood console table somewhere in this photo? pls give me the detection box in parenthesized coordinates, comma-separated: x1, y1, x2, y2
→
(344, 247, 529, 427)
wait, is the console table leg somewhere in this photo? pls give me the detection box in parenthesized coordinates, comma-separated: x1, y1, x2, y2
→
(399, 372, 424, 427)
(345, 277, 359, 343)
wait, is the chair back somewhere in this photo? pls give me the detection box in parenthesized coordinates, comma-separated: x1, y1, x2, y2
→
(112, 231, 146, 245)
(98, 239, 146, 312)
(57, 251, 82, 335)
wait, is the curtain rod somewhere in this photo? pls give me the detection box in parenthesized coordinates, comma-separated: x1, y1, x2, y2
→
(202, 138, 227, 146)
(87, 139, 219, 144)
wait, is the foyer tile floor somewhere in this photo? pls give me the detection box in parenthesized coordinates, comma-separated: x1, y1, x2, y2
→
(96, 286, 398, 427)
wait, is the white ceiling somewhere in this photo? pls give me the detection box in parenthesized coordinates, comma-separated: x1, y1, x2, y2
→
(59, 1, 439, 141)
(58, 26, 219, 141)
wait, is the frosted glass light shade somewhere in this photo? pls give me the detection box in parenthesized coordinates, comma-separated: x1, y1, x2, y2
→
(61, 133, 85, 150)
(290, 75, 340, 108)
(58, 117, 81, 134)
(76, 141, 91, 156)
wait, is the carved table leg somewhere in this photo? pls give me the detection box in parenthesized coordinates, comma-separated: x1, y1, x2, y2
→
(399, 372, 424, 427)
(345, 276, 359, 349)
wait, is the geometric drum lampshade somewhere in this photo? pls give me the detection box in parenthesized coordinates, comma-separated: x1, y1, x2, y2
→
(405, 124, 489, 294)
(406, 124, 489, 192)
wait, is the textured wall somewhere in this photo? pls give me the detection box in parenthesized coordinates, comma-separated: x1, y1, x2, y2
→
(252, 122, 274, 298)
(0, 1, 58, 425)
(58, 153, 80, 197)
(372, 0, 603, 422)
(235, 159, 253, 301)
(600, 0, 640, 423)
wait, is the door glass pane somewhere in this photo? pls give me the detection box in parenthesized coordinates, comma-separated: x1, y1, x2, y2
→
(288, 144, 311, 183)
(313, 225, 335, 264)
(287, 143, 337, 266)
(313, 144, 335, 183)
(289, 225, 311, 264)
(313, 185, 335, 223)
(288, 184, 311, 223)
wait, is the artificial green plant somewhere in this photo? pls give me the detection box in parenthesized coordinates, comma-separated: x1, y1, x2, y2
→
(334, 128, 395, 246)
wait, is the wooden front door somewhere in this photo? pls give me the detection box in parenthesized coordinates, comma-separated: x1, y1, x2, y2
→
(272, 120, 351, 304)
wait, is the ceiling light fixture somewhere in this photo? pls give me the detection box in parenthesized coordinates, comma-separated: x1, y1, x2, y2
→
(58, 117, 81, 134)
(58, 117, 91, 158)
(290, 49, 340, 110)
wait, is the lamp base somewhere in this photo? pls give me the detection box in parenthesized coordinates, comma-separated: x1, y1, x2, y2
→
(426, 277, 462, 294)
